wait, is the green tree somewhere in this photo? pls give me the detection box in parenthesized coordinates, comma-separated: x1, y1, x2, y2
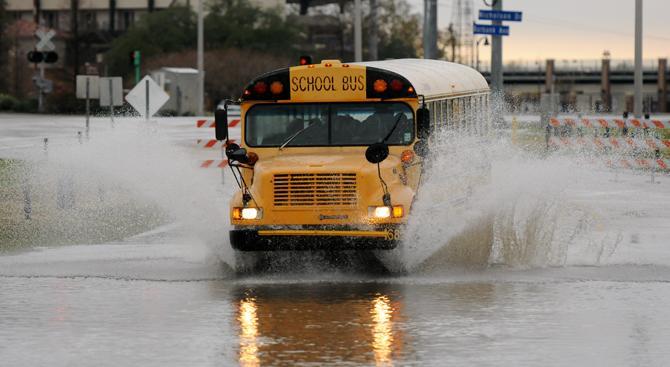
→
(204, 0, 303, 54)
(106, 2, 305, 80)
(106, 6, 196, 77)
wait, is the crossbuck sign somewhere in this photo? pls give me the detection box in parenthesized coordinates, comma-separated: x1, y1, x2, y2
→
(35, 28, 56, 51)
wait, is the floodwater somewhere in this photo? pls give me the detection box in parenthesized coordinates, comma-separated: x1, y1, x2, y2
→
(2, 241, 670, 366)
(2, 114, 670, 366)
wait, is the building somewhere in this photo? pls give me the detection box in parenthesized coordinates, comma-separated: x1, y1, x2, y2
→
(2, 0, 286, 99)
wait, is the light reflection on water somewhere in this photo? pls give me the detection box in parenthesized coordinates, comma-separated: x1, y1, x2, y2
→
(2, 275, 670, 366)
(238, 298, 260, 367)
(230, 284, 405, 366)
(371, 295, 394, 366)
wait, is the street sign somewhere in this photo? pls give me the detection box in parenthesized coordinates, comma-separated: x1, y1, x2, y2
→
(76, 75, 100, 99)
(32, 76, 53, 94)
(125, 75, 169, 119)
(478, 10, 523, 22)
(99, 77, 123, 107)
(473, 23, 510, 36)
(35, 28, 56, 51)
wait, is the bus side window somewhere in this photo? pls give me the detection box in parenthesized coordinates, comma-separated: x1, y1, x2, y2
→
(465, 98, 471, 134)
(449, 99, 456, 132)
(445, 99, 452, 129)
(435, 100, 442, 126)
(441, 99, 448, 134)
(469, 97, 475, 136)
(471, 96, 478, 136)
(455, 98, 463, 133)
(477, 95, 484, 136)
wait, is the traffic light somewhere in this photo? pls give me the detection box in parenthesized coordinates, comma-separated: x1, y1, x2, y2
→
(299, 55, 312, 65)
(129, 50, 141, 66)
(129, 50, 141, 84)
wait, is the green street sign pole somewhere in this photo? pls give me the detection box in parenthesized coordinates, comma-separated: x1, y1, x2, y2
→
(134, 50, 141, 84)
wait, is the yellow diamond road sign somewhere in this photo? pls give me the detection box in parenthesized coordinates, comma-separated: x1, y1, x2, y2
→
(125, 75, 169, 119)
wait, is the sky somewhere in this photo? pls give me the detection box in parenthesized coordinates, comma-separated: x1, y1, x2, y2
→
(406, 0, 670, 62)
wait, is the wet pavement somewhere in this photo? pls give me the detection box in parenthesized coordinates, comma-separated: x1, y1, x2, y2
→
(2, 114, 670, 366)
(2, 239, 670, 366)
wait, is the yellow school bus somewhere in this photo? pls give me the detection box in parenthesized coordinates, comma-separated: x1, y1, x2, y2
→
(215, 58, 490, 255)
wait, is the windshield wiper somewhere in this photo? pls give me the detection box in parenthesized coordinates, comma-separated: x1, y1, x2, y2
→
(381, 113, 405, 143)
(279, 121, 318, 150)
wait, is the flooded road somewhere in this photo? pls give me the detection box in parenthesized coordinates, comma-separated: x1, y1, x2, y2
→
(2, 239, 670, 366)
(2, 114, 670, 365)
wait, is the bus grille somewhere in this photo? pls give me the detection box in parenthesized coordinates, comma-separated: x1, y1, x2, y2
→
(273, 173, 357, 207)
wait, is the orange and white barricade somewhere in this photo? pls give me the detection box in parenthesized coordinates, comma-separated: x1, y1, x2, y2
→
(548, 137, 670, 151)
(605, 158, 669, 171)
(549, 117, 669, 129)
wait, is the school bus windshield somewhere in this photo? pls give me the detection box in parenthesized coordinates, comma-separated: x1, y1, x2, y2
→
(245, 102, 414, 147)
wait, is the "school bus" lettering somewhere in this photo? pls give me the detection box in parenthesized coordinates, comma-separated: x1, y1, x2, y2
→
(291, 76, 337, 92)
(342, 75, 365, 92)
(291, 75, 365, 93)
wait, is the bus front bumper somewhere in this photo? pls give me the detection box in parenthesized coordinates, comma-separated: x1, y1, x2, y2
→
(230, 229, 399, 251)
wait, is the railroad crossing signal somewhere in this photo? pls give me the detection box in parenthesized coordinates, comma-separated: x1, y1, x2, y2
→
(27, 50, 58, 64)
(29, 26, 59, 63)
(35, 28, 56, 51)
(32, 27, 58, 112)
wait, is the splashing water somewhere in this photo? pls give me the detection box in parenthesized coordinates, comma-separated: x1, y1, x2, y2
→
(8, 118, 238, 268)
(5, 111, 663, 275)
(377, 95, 643, 273)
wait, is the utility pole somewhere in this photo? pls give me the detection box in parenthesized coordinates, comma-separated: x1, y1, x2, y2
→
(423, 0, 437, 59)
(490, 0, 503, 93)
(368, 0, 378, 60)
(197, 0, 204, 115)
(34, 0, 41, 24)
(634, 0, 643, 117)
(659, 58, 668, 112)
(109, 0, 116, 33)
(354, 0, 362, 61)
(70, 0, 79, 79)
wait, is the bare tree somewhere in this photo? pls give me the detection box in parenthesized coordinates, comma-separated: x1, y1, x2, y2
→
(144, 48, 291, 109)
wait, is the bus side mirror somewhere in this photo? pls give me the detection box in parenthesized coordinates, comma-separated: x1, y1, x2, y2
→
(225, 143, 248, 163)
(215, 108, 228, 141)
(417, 107, 430, 139)
(365, 142, 389, 164)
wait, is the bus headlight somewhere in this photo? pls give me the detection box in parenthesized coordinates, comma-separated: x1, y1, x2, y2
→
(232, 207, 263, 220)
(369, 206, 403, 219)
(374, 206, 391, 218)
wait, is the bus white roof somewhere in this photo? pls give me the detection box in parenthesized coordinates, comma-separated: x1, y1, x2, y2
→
(356, 59, 489, 100)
